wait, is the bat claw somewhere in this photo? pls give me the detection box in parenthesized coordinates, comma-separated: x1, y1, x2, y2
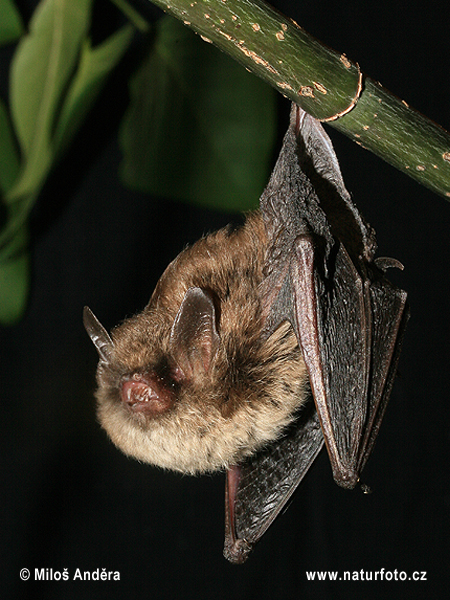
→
(374, 256, 404, 271)
(360, 483, 373, 494)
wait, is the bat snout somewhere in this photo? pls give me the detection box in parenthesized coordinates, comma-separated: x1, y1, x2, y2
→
(121, 377, 174, 417)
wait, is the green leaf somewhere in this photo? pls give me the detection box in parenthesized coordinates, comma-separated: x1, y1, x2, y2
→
(109, 0, 150, 33)
(0, 220, 29, 325)
(0, 191, 37, 251)
(119, 15, 276, 212)
(0, 1, 134, 323)
(53, 23, 135, 157)
(0, 0, 24, 47)
(0, 96, 20, 196)
(8, 0, 93, 201)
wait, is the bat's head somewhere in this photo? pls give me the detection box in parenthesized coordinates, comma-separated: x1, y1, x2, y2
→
(84, 218, 309, 475)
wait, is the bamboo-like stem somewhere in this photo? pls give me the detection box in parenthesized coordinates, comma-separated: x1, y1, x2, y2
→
(146, 0, 362, 120)
(145, 0, 450, 199)
(332, 79, 450, 199)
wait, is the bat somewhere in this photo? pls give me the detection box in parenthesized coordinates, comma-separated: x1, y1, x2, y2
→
(84, 104, 408, 564)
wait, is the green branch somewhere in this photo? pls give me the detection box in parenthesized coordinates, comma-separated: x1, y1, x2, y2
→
(145, 0, 450, 199)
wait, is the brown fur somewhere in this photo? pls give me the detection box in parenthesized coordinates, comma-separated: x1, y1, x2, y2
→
(94, 211, 309, 474)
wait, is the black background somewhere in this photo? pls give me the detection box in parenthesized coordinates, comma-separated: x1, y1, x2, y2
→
(1, 1, 449, 598)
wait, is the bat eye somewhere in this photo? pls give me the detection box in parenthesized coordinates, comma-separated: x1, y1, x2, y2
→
(121, 377, 173, 417)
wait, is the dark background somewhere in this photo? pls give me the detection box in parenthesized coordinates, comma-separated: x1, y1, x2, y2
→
(1, 1, 449, 598)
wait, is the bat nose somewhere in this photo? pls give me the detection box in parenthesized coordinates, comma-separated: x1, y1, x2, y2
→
(121, 378, 173, 417)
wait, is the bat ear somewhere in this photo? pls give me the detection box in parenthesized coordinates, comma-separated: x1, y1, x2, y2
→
(170, 287, 220, 379)
(83, 306, 114, 362)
